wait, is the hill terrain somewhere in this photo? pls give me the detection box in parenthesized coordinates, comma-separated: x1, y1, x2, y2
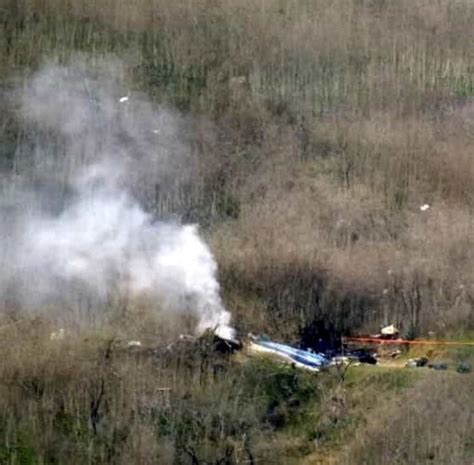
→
(0, 1, 473, 463)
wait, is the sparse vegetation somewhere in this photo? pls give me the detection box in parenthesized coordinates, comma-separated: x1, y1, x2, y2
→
(0, 0, 473, 463)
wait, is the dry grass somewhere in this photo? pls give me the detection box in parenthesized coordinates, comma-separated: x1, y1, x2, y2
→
(0, 317, 339, 464)
(5, 0, 472, 336)
(301, 365, 474, 465)
(2, 316, 468, 465)
(337, 371, 474, 465)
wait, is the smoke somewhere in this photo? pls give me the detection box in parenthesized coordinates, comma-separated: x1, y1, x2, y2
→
(0, 60, 234, 340)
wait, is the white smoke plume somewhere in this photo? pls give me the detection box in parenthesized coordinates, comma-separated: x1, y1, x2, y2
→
(0, 60, 234, 340)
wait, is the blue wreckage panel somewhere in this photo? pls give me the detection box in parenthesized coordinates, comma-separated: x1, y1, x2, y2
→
(252, 339, 329, 370)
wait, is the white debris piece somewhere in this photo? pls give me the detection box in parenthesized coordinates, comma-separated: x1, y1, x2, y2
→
(329, 356, 360, 367)
(214, 325, 237, 342)
(420, 204, 430, 211)
(50, 328, 65, 341)
(381, 324, 399, 336)
(119, 96, 129, 103)
(152, 129, 160, 134)
(127, 340, 142, 347)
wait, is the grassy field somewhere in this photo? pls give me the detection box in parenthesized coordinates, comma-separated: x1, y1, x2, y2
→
(1, 0, 473, 337)
(0, 0, 473, 463)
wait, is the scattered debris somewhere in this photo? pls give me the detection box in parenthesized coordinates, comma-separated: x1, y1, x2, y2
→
(329, 356, 360, 367)
(248, 337, 329, 372)
(212, 332, 242, 354)
(167, 331, 241, 356)
(127, 340, 142, 347)
(351, 348, 377, 365)
(247, 328, 379, 371)
(405, 357, 428, 368)
(368, 324, 401, 341)
(214, 325, 238, 343)
(428, 362, 448, 371)
(456, 362, 471, 374)
(381, 324, 399, 338)
(50, 328, 65, 341)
